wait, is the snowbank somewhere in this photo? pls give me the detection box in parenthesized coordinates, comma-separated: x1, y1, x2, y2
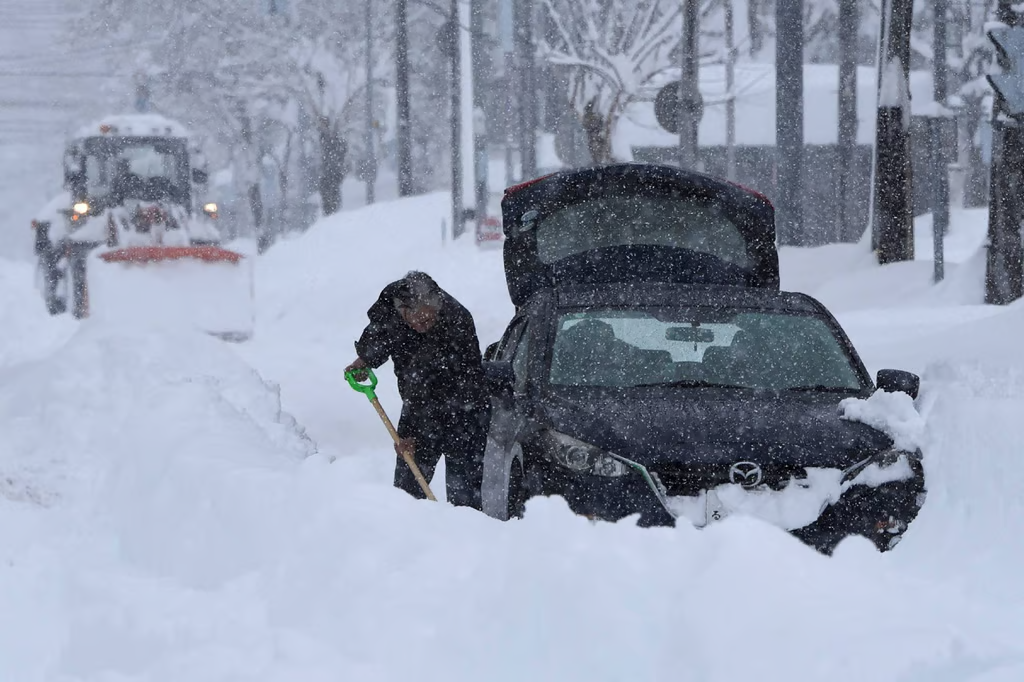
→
(86, 250, 256, 340)
(0, 188, 1023, 680)
(779, 207, 990, 312)
(0, 256, 76, 368)
(897, 358, 1024, 608)
(0, 320, 312, 508)
(239, 192, 514, 467)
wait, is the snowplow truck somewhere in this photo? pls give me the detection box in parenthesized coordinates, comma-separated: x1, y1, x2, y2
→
(33, 114, 253, 341)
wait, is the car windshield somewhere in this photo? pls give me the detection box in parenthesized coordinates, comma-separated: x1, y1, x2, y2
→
(533, 192, 751, 268)
(81, 136, 189, 203)
(548, 308, 866, 392)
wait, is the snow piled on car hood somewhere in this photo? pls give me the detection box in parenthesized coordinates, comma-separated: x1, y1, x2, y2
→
(841, 389, 926, 452)
(0, 196, 1023, 681)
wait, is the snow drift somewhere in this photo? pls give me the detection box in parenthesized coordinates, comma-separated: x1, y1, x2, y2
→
(0, 256, 76, 367)
(86, 246, 256, 341)
(0, 194, 1023, 681)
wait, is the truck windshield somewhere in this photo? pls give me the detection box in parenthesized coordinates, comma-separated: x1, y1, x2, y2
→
(81, 136, 189, 204)
(548, 308, 866, 392)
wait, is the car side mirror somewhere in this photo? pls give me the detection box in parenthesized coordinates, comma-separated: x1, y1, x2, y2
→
(483, 360, 515, 397)
(876, 369, 920, 399)
(483, 341, 499, 361)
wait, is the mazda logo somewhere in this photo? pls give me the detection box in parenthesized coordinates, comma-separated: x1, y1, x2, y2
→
(729, 461, 763, 487)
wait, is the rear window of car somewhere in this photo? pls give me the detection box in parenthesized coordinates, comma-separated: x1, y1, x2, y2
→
(533, 193, 751, 268)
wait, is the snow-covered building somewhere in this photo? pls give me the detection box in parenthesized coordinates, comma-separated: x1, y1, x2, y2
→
(618, 63, 987, 245)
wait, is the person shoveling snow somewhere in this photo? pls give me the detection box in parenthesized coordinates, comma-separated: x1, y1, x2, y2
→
(345, 271, 491, 510)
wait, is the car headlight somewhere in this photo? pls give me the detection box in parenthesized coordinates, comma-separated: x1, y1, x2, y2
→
(841, 448, 918, 485)
(543, 430, 630, 477)
(73, 202, 89, 215)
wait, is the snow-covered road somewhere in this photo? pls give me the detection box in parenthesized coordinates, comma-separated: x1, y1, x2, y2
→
(1, 196, 1023, 681)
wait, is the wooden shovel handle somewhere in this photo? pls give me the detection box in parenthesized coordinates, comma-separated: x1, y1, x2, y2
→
(370, 397, 437, 501)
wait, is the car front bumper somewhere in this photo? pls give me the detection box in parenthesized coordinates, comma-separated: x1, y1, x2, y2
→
(532, 456, 677, 527)
(546, 453, 926, 552)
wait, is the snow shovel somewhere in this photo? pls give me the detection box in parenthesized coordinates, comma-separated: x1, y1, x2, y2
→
(345, 367, 437, 501)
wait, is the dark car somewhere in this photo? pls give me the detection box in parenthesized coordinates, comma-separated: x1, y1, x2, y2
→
(480, 282, 926, 553)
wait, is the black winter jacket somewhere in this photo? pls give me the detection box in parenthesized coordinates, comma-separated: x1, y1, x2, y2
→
(354, 280, 489, 435)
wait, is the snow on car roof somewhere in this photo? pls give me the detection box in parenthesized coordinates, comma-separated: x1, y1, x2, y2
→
(73, 113, 192, 140)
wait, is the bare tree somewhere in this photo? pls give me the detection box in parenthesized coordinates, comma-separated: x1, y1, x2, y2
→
(291, 35, 369, 216)
(80, 0, 297, 228)
(540, 0, 684, 164)
(394, 0, 415, 196)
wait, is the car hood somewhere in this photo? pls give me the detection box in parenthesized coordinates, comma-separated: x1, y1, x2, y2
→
(540, 389, 894, 470)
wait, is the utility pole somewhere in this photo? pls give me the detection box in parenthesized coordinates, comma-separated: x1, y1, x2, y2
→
(929, 0, 951, 281)
(837, 0, 858, 242)
(364, 0, 377, 205)
(471, 0, 488, 229)
(983, 2, 1024, 303)
(775, 0, 804, 245)
(724, 0, 736, 180)
(499, 0, 516, 182)
(395, 0, 414, 196)
(449, 0, 464, 239)
(458, 0, 476, 238)
(870, 0, 915, 263)
(678, 0, 700, 170)
(514, 0, 537, 179)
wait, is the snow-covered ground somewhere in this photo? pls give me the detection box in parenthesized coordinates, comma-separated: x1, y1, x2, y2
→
(2, 195, 1024, 681)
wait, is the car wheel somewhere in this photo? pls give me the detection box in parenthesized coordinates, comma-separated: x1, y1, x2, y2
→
(482, 439, 527, 522)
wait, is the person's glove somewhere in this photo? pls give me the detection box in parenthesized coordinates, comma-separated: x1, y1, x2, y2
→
(345, 357, 369, 382)
(395, 437, 416, 461)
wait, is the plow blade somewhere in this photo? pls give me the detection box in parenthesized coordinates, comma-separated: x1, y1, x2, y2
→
(98, 245, 245, 265)
(87, 244, 255, 341)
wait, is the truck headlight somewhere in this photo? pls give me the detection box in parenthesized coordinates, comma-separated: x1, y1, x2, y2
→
(73, 202, 89, 215)
(203, 202, 218, 217)
(543, 431, 630, 477)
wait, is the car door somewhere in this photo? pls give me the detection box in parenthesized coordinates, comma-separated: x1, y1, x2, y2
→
(489, 315, 530, 445)
(480, 313, 535, 519)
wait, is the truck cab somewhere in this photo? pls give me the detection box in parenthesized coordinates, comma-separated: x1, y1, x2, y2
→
(37, 114, 224, 318)
(59, 114, 220, 247)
